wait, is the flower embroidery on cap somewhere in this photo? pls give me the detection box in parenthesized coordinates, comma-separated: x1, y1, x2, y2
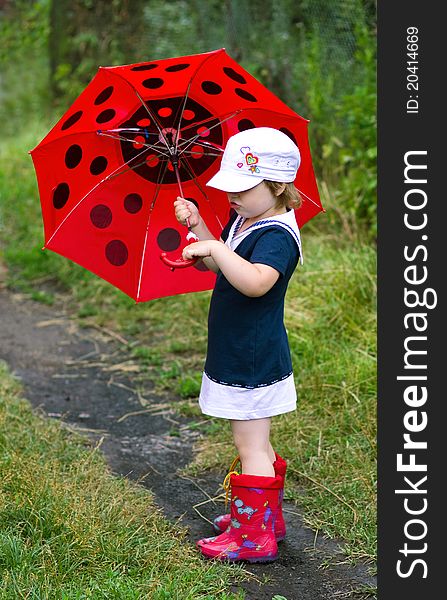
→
(239, 146, 260, 175)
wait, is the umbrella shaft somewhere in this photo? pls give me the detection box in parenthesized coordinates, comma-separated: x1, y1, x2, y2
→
(172, 159, 191, 230)
(172, 158, 183, 197)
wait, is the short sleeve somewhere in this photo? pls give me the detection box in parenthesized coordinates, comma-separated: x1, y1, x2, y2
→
(249, 227, 299, 277)
(220, 210, 238, 242)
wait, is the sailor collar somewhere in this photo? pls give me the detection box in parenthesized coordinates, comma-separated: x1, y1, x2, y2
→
(225, 209, 303, 264)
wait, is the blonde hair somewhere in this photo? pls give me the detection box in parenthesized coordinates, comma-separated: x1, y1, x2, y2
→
(264, 180, 303, 210)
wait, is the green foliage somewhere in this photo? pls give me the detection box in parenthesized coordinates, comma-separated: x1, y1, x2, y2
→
(178, 373, 202, 399)
(320, 26, 377, 236)
(0, 0, 376, 232)
(0, 125, 376, 563)
(0, 0, 377, 567)
(131, 345, 163, 366)
(0, 1, 52, 133)
(188, 236, 377, 562)
(0, 0, 49, 62)
(0, 361, 246, 598)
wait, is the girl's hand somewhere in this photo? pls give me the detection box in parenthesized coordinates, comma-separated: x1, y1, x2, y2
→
(174, 197, 201, 228)
(184, 239, 280, 297)
(182, 240, 216, 260)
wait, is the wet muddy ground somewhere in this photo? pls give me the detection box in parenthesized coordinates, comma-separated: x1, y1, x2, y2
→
(0, 288, 376, 599)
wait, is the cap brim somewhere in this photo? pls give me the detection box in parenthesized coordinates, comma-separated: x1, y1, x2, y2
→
(206, 170, 263, 193)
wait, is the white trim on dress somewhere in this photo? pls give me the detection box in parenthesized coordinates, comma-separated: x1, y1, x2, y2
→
(199, 371, 297, 420)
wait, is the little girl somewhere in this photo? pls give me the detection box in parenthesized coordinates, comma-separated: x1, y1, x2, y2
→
(174, 127, 303, 563)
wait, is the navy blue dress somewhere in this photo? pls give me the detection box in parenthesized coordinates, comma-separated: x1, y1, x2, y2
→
(204, 213, 300, 390)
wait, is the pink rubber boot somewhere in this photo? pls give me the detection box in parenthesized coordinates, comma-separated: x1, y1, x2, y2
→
(212, 453, 287, 541)
(197, 472, 282, 563)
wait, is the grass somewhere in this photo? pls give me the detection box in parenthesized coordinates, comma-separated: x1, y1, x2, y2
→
(0, 121, 376, 566)
(189, 239, 377, 563)
(0, 361, 246, 599)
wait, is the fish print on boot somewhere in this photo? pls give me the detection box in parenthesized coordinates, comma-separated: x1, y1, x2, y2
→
(198, 472, 282, 563)
(213, 453, 287, 541)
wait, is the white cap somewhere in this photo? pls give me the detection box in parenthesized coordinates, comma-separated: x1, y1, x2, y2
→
(206, 127, 301, 193)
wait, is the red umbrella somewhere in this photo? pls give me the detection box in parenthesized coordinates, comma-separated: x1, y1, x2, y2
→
(30, 49, 323, 302)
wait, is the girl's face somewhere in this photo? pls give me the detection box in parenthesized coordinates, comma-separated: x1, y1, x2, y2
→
(226, 181, 281, 220)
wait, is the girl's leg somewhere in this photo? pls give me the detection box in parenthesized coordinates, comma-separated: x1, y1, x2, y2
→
(267, 441, 276, 464)
(231, 417, 275, 477)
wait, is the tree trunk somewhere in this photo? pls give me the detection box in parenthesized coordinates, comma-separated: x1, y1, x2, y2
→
(49, 0, 147, 100)
(49, 0, 75, 98)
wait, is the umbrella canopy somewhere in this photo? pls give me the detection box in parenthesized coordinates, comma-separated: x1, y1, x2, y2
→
(30, 49, 323, 302)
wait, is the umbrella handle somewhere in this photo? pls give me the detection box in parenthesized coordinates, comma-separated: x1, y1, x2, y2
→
(160, 252, 198, 271)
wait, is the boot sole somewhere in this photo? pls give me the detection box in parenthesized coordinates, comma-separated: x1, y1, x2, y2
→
(213, 524, 286, 543)
(201, 550, 279, 563)
(245, 553, 279, 564)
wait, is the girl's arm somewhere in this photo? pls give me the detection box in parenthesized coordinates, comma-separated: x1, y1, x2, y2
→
(174, 197, 219, 272)
(182, 240, 280, 297)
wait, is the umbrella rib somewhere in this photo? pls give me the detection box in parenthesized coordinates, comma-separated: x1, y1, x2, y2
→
(45, 145, 155, 247)
(179, 115, 220, 134)
(171, 47, 226, 149)
(178, 111, 241, 155)
(181, 157, 225, 229)
(180, 110, 242, 136)
(150, 158, 170, 210)
(104, 127, 159, 135)
(97, 131, 170, 157)
(99, 145, 164, 181)
(134, 90, 171, 152)
(179, 156, 209, 201)
(136, 161, 169, 301)
(76, 67, 173, 154)
(294, 187, 324, 209)
(174, 81, 192, 154)
(178, 138, 224, 157)
(106, 155, 168, 182)
(182, 150, 223, 158)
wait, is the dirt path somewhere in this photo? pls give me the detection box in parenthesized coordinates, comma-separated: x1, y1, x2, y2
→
(0, 288, 376, 599)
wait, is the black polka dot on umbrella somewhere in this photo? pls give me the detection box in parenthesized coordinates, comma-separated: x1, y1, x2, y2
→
(96, 109, 116, 124)
(238, 119, 255, 132)
(165, 63, 190, 72)
(105, 240, 128, 266)
(201, 81, 222, 95)
(94, 86, 114, 105)
(142, 78, 164, 89)
(223, 67, 247, 84)
(131, 63, 158, 71)
(90, 156, 108, 175)
(280, 127, 298, 146)
(124, 193, 143, 214)
(65, 145, 82, 169)
(61, 110, 83, 130)
(90, 204, 112, 228)
(235, 88, 257, 102)
(157, 228, 181, 252)
(53, 183, 70, 209)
